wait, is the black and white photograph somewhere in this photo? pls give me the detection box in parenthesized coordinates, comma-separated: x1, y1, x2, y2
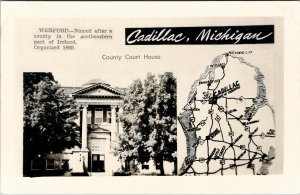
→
(23, 72, 177, 176)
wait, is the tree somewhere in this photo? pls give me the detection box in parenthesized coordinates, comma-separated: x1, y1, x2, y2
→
(113, 79, 145, 166)
(147, 72, 177, 175)
(114, 76, 154, 168)
(23, 73, 80, 175)
(115, 72, 177, 175)
(23, 72, 55, 96)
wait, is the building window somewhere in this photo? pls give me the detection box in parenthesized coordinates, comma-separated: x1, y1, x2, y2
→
(91, 138, 106, 153)
(31, 159, 42, 170)
(91, 145, 100, 152)
(99, 139, 105, 151)
(87, 110, 92, 124)
(46, 159, 55, 170)
(93, 155, 98, 161)
(95, 108, 103, 124)
(142, 163, 149, 170)
(106, 109, 111, 123)
(61, 159, 69, 170)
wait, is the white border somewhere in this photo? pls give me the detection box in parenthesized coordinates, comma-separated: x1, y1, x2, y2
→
(1, 1, 300, 194)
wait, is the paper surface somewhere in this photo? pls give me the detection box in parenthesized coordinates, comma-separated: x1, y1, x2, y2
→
(1, 1, 300, 194)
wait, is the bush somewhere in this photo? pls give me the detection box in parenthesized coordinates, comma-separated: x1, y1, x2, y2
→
(71, 172, 89, 176)
(113, 171, 132, 176)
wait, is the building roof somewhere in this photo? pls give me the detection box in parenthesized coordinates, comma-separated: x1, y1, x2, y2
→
(73, 83, 123, 96)
(62, 87, 83, 95)
(82, 78, 110, 87)
(62, 79, 126, 98)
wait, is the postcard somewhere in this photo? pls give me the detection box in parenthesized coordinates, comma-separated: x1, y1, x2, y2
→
(1, 1, 299, 194)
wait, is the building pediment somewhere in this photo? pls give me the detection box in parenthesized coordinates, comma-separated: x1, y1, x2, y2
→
(88, 125, 111, 133)
(72, 83, 123, 98)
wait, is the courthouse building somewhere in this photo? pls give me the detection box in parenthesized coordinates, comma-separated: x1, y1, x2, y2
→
(37, 79, 125, 176)
(30, 78, 174, 176)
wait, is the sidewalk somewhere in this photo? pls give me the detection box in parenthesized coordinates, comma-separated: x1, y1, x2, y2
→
(88, 172, 107, 176)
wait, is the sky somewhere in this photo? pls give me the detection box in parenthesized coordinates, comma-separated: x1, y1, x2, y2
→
(52, 71, 150, 88)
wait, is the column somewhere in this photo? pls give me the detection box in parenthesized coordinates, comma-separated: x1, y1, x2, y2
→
(111, 105, 117, 141)
(81, 105, 88, 149)
(118, 106, 123, 134)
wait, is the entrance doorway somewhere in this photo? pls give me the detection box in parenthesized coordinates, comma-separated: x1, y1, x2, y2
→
(92, 154, 105, 172)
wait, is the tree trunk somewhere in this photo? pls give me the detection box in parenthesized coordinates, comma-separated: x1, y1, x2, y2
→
(173, 158, 178, 175)
(159, 157, 165, 176)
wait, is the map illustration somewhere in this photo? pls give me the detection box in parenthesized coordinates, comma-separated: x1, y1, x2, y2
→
(178, 51, 277, 175)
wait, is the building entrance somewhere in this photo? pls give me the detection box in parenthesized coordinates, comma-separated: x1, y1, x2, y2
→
(92, 154, 105, 172)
